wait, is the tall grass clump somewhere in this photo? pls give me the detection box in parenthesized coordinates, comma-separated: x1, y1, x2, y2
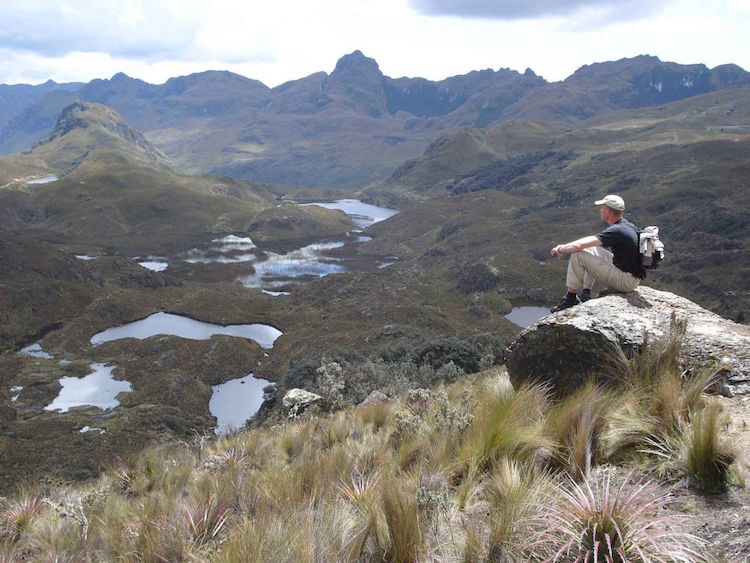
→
(544, 381, 616, 479)
(618, 315, 716, 437)
(685, 401, 736, 494)
(532, 471, 705, 562)
(485, 458, 551, 561)
(0, 491, 45, 543)
(380, 481, 425, 563)
(459, 383, 551, 471)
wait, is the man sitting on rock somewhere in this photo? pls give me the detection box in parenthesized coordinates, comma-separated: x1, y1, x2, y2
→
(549, 194, 644, 312)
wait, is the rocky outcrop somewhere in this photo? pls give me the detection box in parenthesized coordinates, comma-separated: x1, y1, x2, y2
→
(282, 388, 322, 415)
(506, 286, 750, 396)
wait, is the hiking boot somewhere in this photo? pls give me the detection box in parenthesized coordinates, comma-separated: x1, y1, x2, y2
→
(579, 289, 592, 302)
(550, 295, 580, 313)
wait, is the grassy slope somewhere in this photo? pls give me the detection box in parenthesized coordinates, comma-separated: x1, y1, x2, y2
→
(0, 339, 747, 560)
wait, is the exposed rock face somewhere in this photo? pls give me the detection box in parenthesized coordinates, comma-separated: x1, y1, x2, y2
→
(506, 286, 750, 396)
(282, 388, 322, 414)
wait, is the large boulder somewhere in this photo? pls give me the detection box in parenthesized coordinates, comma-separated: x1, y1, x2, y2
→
(506, 286, 750, 396)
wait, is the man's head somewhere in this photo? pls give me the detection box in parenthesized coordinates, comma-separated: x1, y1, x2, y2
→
(595, 194, 624, 223)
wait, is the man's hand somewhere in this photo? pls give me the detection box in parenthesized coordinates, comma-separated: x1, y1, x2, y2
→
(550, 244, 566, 258)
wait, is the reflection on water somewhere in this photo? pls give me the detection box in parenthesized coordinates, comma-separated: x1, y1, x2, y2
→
(45, 363, 132, 412)
(18, 343, 53, 359)
(27, 175, 58, 184)
(138, 261, 169, 272)
(504, 306, 549, 328)
(209, 373, 270, 434)
(214, 235, 257, 251)
(236, 241, 346, 289)
(90, 312, 282, 349)
(303, 199, 397, 228)
(80, 426, 106, 434)
(183, 235, 258, 264)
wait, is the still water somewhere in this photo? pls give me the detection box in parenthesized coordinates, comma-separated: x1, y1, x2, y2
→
(504, 306, 549, 328)
(27, 175, 58, 184)
(209, 373, 270, 434)
(90, 312, 282, 349)
(236, 241, 347, 289)
(302, 199, 397, 228)
(44, 363, 132, 412)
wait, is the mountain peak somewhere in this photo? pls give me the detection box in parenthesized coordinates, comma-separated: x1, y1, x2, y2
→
(41, 101, 172, 168)
(332, 50, 382, 77)
(110, 72, 133, 82)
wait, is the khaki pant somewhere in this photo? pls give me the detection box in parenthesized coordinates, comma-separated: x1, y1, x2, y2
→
(566, 246, 640, 293)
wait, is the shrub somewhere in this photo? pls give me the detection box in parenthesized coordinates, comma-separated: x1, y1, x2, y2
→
(315, 360, 345, 411)
(435, 361, 463, 384)
(410, 337, 481, 373)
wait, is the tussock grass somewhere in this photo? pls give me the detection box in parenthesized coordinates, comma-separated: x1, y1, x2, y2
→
(459, 382, 552, 471)
(531, 471, 705, 562)
(0, 491, 45, 543)
(686, 401, 736, 494)
(0, 327, 738, 561)
(485, 458, 552, 560)
(380, 479, 426, 562)
(545, 381, 616, 479)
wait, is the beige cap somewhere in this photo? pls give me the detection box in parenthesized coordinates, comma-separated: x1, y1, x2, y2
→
(594, 194, 625, 211)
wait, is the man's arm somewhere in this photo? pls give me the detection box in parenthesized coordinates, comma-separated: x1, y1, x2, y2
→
(550, 235, 602, 258)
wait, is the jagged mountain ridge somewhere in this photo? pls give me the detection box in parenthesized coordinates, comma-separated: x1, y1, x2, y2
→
(1, 51, 748, 187)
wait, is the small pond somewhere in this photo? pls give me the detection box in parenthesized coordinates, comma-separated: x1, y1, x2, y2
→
(183, 235, 259, 264)
(137, 257, 169, 271)
(303, 199, 397, 228)
(18, 342, 53, 359)
(209, 373, 271, 435)
(27, 175, 58, 184)
(44, 363, 132, 413)
(504, 306, 549, 328)
(236, 241, 347, 289)
(90, 312, 282, 349)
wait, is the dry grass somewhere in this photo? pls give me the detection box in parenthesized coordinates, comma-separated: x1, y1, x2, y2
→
(0, 331, 738, 561)
(530, 471, 705, 562)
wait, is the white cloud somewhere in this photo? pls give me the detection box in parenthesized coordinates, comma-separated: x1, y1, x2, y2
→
(0, 0, 748, 86)
(407, 0, 670, 22)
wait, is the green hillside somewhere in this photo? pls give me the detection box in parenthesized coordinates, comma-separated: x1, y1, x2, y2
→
(365, 89, 750, 321)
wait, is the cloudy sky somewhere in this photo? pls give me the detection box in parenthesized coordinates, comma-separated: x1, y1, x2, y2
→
(1, 0, 749, 87)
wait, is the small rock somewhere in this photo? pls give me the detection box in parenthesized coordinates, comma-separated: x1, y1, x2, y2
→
(283, 388, 322, 413)
(360, 390, 388, 406)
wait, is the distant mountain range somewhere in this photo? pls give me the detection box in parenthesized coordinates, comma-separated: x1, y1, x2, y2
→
(1, 51, 748, 187)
